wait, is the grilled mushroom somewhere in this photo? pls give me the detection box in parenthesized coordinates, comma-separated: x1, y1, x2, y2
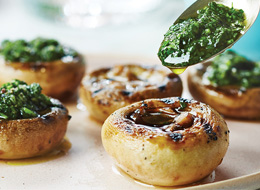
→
(80, 64, 183, 122)
(0, 38, 86, 101)
(0, 80, 70, 159)
(188, 64, 260, 120)
(102, 97, 229, 186)
(0, 99, 69, 159)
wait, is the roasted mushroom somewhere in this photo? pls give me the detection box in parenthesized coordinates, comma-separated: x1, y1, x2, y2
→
(0, 80, 70, 159)
(0, 38, 86, 101)
(102, 97, 229, 186)
(79, 64, 183, 122)
(188, 50, 260, 120)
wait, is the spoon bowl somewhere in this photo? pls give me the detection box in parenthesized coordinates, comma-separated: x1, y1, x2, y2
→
(175, 0, 259, 63)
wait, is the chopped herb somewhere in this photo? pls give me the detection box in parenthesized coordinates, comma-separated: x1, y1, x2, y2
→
(178, 97, 188, 110)
(158, 2, 245, 68)
(0, 37, 78, 63)
(205, 50, 260, 89)
(0, 79, 60, 120)
(179, 101, 187, 110)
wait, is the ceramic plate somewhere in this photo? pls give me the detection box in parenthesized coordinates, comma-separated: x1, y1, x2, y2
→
(1, 54, 260, 190)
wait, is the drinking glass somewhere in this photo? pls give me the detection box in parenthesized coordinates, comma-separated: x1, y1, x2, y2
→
(29, 0, 162, 28)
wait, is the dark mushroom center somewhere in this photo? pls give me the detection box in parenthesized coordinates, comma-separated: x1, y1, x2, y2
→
(128, 107, 176, 127)
(127, 103, 194, 131)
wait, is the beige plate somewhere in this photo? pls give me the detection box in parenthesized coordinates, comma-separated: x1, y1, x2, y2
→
(1, 54, 260, 190)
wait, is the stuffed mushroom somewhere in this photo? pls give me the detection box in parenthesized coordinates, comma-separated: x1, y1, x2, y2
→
(188, 50, 260, 120)
(0, 38, 86, 101)
(0, 79, 70, 159)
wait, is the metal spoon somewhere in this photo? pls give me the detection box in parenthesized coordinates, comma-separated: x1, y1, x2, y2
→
(161, 0, 260, 74)
(177, 0, 259, 33)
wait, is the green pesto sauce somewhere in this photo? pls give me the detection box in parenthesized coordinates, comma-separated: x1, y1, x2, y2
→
(0, 79, 60, 120)
(0, 37, 78, 63)
(158, 2, 245, 69)
(205, 50, 260, 89)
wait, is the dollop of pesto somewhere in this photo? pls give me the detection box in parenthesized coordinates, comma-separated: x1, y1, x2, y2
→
(158, 2, 245, 69)
(0, 79, 59, 120)
(205, 50, 260, 89)
(0, 37, 78, 63)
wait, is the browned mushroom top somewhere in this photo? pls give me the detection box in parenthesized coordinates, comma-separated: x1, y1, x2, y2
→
(83, 64, 182, 102)
(108, 97, 229, 150)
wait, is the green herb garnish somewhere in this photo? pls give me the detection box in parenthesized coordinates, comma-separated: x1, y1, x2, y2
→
(178, 98, 188, 110)
(205, 50, 260, 89)
(0, 37, 78, 63)
(0, 79, 58, 120)
(158, 2, 245, 68)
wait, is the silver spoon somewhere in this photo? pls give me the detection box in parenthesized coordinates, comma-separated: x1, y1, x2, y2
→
(177, 0, 259, 33)
(161, 0, 260, 74)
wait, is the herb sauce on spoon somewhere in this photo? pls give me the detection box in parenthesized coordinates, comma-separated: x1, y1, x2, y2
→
(158, 0, 259, 74)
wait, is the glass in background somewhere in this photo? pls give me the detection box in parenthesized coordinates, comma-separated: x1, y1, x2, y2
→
(27, 0, 162, 28)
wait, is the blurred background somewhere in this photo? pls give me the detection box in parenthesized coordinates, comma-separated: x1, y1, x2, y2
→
(0, 0, 259, 61)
